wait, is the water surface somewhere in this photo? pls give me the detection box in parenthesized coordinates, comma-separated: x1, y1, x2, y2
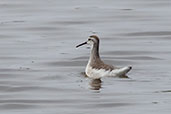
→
(0, 0, 171, 114)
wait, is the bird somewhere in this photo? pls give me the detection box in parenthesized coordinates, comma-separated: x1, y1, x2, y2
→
(76, 35, 132, 79)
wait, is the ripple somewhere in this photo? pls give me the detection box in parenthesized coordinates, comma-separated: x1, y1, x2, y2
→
(49, 20, 93, 25)
(0, 104, 37, 110)
(42, 60, 87, 67)
(102, 50, 158, 55)
(155, 90, 171, 93)
(104, 56, 162, 60)
(124, 31, 171, 37)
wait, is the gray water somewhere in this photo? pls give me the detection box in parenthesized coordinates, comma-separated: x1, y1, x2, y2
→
(0, 0, 171, 114)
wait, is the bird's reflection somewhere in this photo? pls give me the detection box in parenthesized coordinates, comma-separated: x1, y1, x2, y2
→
(81, 72, 129, 90)
(89, 79, 102, 90)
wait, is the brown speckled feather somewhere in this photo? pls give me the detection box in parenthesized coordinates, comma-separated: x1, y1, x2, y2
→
(90, 58, 115, 71)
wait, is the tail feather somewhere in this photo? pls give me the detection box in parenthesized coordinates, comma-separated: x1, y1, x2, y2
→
(111, 66, 132, 77)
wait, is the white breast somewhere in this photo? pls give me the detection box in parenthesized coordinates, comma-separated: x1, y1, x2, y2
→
(86, 65, 131, 79)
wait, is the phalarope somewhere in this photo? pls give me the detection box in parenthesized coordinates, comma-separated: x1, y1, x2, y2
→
(76, 35, 132, 79)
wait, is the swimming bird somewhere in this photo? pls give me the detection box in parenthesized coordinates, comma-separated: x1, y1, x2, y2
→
(76, 35, 132, 79)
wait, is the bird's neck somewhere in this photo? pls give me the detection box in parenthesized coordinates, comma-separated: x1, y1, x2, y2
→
(89, 44, 101, 64)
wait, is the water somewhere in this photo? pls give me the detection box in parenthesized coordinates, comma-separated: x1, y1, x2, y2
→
(0, 0, 171, 114)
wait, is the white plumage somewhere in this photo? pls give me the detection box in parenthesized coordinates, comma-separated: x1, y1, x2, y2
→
(86, 64, 131, 79)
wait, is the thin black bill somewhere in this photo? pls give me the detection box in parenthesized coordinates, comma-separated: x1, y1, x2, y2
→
(76, 42, 87, 48)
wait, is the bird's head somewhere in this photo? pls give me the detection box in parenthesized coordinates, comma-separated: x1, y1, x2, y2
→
(76, 35, 99, 48)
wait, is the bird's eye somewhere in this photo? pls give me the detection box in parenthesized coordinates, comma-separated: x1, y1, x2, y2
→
(88, 39, 91, 41)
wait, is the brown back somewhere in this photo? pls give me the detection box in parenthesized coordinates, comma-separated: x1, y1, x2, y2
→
(90, 58, 115, 71)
